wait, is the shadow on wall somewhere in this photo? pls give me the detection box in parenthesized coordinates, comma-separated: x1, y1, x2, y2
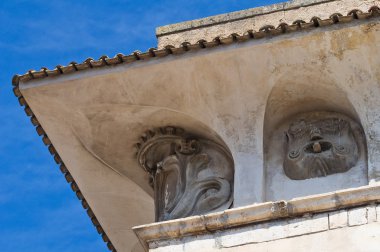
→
(263, 72, 368, 201)
(71, 105, 235, 221)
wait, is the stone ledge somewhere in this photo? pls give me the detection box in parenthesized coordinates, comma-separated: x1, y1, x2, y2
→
(156, 0, 378, 48)
(156, 0, 335, 37)
(147, 205, 380, 251)
(218, 213, 329, 248)
(133, 185, 380, 251)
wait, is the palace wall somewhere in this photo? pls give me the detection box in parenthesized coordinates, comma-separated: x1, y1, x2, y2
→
(149, 204, 380, 252)
(16, 0, 380, 251)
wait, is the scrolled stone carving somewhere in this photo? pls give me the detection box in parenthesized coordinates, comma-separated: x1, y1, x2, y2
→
(136, 126, 234, 221)
(284, 113, 360, 180)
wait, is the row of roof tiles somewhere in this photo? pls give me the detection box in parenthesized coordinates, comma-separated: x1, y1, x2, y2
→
(13, 6, 380, 87)
(14, 97, 117, 251)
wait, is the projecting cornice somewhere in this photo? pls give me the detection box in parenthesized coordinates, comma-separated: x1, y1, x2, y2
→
(133, 185, 380, 251)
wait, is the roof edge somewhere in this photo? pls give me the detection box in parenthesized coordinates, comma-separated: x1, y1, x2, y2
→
(13, 6, 380, 86)
(12, 77, 118, 252)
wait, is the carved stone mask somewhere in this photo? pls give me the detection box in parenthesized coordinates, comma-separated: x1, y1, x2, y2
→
(136, 127, 234, 221)
(284, 115, 359, 180)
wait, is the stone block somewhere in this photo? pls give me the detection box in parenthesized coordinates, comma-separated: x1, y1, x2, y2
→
(328, 210, 348, 229)
(266, 222, 290, 241)
(219, 214, 329, 248)
(348, 207, 368, 226)
(183, 235, 215, 251)
(287, 213, 328, 237)
(217, 224, 265, 247)
(218, 220, 289, 248)
(149, 242, 183, 252)
(367, 205, 377, 223)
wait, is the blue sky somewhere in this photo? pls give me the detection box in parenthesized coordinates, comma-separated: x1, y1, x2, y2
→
(0, 0, 282, 251)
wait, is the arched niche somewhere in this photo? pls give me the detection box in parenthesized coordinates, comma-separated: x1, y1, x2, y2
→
(263, 75, 368, 201)
(71, 104, 234, 221)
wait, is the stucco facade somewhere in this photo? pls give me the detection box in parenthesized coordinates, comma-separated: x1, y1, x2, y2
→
(13, 0, 380, 251)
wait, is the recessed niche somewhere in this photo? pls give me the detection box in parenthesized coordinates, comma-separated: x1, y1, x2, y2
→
(263, 77, 368, 201)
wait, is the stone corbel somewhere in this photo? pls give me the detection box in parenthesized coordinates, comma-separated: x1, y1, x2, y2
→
(136, 126, 234, 222)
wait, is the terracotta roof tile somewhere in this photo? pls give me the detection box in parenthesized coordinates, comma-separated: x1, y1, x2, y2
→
(12, 6, 379, 86)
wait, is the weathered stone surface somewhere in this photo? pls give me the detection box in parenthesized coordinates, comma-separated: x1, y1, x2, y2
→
(136, 126, 234, 221)
(150, 243, 183, 252)
(18, 2, 380, 250)
(218, 222, 288, 247)
(367, 205, 377, 223)
(156, 0, 378, 48)
(227, 222, 380, 252)
(265, 110, 368, 201)
(184, 236, 216, 251)
(283, 113, 361, 180)
(151, 235, 217, 252)
(288, 213, 328, 236)
(329, 210, 348, 229)
(147, 204, 380, 252)
(156, 0, 334, 38)
(133, 185, 380, 251)
(348, 207, 368, 226)
(218, 213, 328, 248)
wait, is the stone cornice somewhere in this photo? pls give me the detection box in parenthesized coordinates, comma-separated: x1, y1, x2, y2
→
(156, 0, 336, 37)
(133, 184, 380, 251)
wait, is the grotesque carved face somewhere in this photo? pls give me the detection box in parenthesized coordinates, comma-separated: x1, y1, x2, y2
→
(284, 117, 359, 180)
(137, 127, 234, 221)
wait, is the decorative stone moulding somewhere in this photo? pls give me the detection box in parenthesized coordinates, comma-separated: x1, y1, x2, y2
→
(136, 126, 234, 222)
(283, 112, 362, 180)
(133, 185, 380, 251)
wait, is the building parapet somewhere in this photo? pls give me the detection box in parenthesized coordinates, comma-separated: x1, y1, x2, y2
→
(133, 184, 380, 251)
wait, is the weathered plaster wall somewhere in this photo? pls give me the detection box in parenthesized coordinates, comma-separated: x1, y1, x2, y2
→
(261, 60, 370, 200)
(156, 0, 380, 48)
(20, 19, 380, 252)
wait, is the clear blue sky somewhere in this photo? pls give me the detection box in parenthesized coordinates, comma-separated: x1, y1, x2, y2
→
(0, 1, 282, 251)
